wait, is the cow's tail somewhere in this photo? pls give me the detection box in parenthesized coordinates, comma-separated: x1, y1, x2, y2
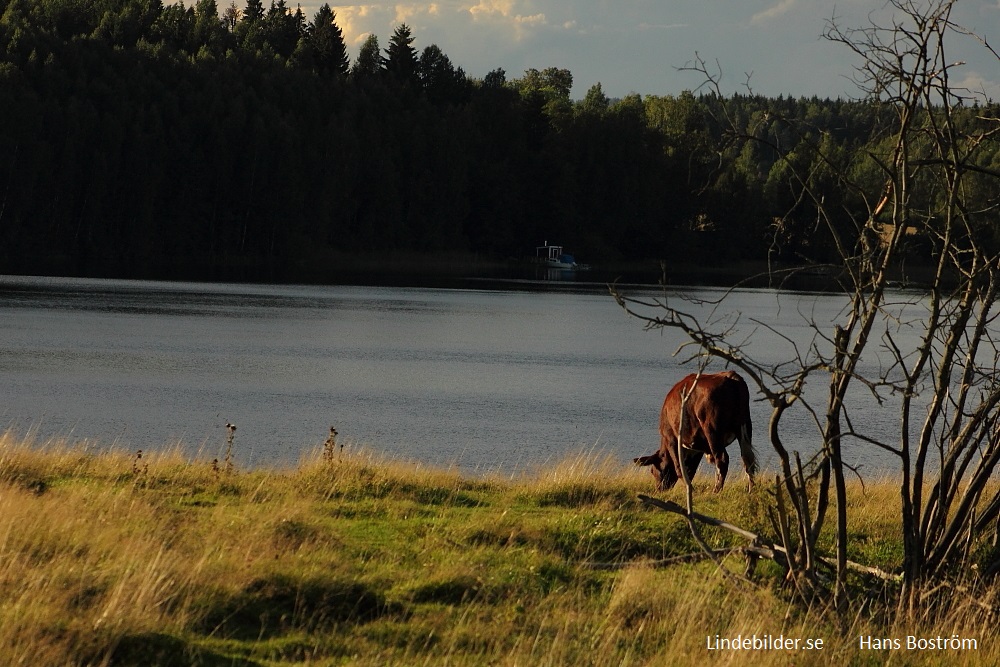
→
(739, 418, 758, 476)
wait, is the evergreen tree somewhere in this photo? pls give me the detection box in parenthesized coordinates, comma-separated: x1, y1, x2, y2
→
(308, 4, 348, 77)
(150, 2, 196, 53)
(350, 33, 380, 81)
(383, 23, 418, 87)
(262, 0, 300, 57)
(235, 0, 265, 50)
(418, 44, 467, 104)
(243, 0, 264, 23)
(193, 0, 227, 54)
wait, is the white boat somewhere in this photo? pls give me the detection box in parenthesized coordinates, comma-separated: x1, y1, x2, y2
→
(535, 242, 588, 270)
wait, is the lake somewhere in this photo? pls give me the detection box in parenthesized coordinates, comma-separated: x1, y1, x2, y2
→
(0, 275, 917, 477)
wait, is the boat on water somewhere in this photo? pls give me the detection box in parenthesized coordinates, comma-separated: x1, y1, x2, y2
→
(534, 242, 589, 271)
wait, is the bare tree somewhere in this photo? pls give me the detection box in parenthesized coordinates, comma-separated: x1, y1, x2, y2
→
(615, 0, 1000, 616)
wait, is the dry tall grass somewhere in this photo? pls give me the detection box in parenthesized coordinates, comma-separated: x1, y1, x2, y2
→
(0, 431, 995, 665)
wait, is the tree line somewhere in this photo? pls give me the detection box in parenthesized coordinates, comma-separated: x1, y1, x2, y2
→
(0, 0, 997, 281)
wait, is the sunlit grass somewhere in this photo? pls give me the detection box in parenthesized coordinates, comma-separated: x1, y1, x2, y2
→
(0, 430, 995, 665)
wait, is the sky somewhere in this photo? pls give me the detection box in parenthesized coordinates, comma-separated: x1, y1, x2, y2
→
(267, 1, 1000, 101)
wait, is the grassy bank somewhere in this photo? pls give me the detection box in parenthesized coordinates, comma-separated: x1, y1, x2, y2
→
(0, 432, 992, 666)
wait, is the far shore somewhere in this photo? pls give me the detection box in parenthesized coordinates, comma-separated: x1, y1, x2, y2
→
(3, 251, 939, 293)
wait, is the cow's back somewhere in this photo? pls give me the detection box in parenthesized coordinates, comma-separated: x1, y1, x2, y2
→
(648, 370, 756, 492)
(659, 371, 750, 446)
(696, 372, 751, 443)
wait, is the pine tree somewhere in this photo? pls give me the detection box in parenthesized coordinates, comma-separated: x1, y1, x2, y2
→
(243, 0, 264, 23)
(419, 44, 466, 104)
(309, 4, 349, 77)
(351, 33, 381, 81)
(236, 0, 265, 50)
(383, 23, 418, 86)
(263, 0, 300, 58)
(193, 0, 226, 53)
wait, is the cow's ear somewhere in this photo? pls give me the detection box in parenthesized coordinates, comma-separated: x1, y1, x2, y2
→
(634, 454, 658, 467)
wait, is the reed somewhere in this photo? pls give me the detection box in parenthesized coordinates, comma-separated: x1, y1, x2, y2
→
(0, 431, 994, 665)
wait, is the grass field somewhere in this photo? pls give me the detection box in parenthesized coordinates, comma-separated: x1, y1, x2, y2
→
(0, 431, 993, 666)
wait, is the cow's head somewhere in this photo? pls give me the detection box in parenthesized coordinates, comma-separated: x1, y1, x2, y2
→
(633, 451, 679, 491)
(635, 449, 704, 491)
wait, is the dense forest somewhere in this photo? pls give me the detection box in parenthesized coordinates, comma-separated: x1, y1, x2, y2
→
(0, 0, 998, 282)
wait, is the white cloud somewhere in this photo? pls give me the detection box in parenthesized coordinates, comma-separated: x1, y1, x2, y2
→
(750, 0, 797, 26)
(637, 22, 687, 31)
(395, 3, 440, 24)
(464, 1, 546, 40)
(515, 13, 546, 26)
(467, 0, 517, 20)
(330, 3, 447, 45)
(953, 70, 1000, 103)
(331, 5, 385, 45)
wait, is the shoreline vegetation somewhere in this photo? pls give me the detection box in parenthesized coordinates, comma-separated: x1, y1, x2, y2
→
(6, 252, 931, 295)
(1, 432, 993, 665)
(2, 251, 763, 288)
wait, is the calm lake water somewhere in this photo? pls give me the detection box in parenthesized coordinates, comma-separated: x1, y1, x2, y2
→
(0, 275, 918, 476)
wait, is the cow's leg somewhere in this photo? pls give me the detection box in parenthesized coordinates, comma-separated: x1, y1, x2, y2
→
(656, 442, 681, 490)
(682, 450, 702, 483)
(712, 446, 729, 493)
(655, 428, 687, 491)
(658, 460, 679, 490)
(736, 423, 757, 492)
(740, 443, 756, 492)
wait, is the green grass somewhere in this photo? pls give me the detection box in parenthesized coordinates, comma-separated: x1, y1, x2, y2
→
(0, 432, 993, 666)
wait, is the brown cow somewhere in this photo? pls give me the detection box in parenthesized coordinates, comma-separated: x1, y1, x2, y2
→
(634, 371, 757, 493)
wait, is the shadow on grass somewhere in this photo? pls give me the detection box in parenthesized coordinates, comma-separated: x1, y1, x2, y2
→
(196, 574, 400, 641)
(409, 576, 484, 605)
(108, 632, 260, 667)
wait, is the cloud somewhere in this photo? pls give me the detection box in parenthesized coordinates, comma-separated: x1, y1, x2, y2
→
(324, 1, 552, 60)
(467, 0, 516, 19)
(637, 22, 688, 31)
(464, 1, 546, 39)
(331, 5, 385, 45)
(953, 70, 1000, 103)
(331, 3, 449, 46)
(750, 0, 797, 26)
(395, 3, 441, 24)
(515, 13, 546, 26)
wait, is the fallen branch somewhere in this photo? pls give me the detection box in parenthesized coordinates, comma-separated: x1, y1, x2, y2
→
(638, 494, 761, 541)
(583, 548, 738, 570)
(583, 544, 785, 571)
(637, 494, 901, 582)
(920, 581, 1000, 616)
